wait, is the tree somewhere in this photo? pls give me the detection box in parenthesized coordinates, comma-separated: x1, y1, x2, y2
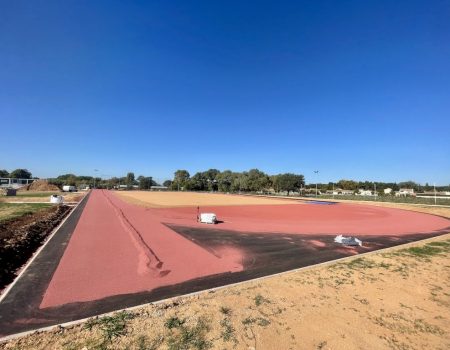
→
(216, 170, 234, 192)
(204, 169, 220, 191)
(125, 172, 136, 189)
(0, 169, 9, 178)
(126, 172, 135, 187)
(109, 177, 120, 187)
(398, 181, 419, 191)
(138, 176, 153, 190)
(10, 169, 32, 179)
(231, 172, 249, 192)
(274, 173, 304, 195)
(186, 172, 207, 191)
(163, 180, 173, 187)
(247, 169, 270, 192)
(337, 179, 358, 190)
(173, 170, 190, 190)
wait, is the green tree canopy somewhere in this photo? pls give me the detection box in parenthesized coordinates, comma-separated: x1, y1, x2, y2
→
(10, 169, 32, 179)
(274, 173, 305, 195)
(163, 180, 173, 187)
(337, 179, 358, 190)
(0, 169, 9, 177)
(138, 176, 153, 190)
(247, 169, 270, 192)
(172, 170, 190, 190)
(126, 172, 135, 186)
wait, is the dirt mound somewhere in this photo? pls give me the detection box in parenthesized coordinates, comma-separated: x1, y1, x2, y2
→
(18, 180, 60, 192)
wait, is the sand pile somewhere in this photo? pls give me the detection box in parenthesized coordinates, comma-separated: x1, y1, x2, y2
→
(18, 180, 60, 192)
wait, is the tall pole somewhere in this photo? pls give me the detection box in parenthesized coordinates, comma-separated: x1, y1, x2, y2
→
(374, 183, 377, 201)
(434, 183, 437, 205)
(332, 182, 334, 199)
(314, 170, 319, 197)
(94, 169, 98, 189)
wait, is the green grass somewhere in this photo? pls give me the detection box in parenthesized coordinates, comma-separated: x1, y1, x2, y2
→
(254, 294, 270, 306)
(426, 241, 450, 247)
(16, 191, 61, 198)
(403, 245, 444, 258)
(84, 311, 136, 342)
(0, 203, 52, 222)
(242, 316, 271, 327)
(166, 317, 211, 350)
(165, 316, 186, 329)
(219, 306, 231, 315)
(387, 240, 450, 260)
(344, 257, 391, 270)
(135, 335, 163, 350)
(219, 318, 235, 342)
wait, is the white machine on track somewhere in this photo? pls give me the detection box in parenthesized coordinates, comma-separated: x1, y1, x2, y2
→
(199, 213, 217, 224)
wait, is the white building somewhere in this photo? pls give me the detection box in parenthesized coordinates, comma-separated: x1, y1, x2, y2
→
(395, 188, 415, 197)
(358, 189, 373, 196)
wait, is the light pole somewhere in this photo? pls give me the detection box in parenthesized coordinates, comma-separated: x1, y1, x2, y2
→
(434, 183, 437, 205)
(314, 170, 319, 197)
(101, 174, 112, 189)
(93, 169, 99, 189)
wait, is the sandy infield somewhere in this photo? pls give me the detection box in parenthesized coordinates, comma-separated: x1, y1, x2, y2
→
(115, 191, 301, 208)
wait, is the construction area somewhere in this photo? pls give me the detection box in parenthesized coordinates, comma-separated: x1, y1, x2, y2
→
(0, 189, 449, 348)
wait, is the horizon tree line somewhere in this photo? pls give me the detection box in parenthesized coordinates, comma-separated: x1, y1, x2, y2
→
(1, 168, 449, 192)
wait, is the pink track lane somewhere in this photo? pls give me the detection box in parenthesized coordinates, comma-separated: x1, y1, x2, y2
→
(157, 203, 450, 235)
(40, 190, 243, 308)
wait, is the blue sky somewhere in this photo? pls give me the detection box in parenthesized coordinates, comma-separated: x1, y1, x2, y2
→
(1, 0, 449, 184)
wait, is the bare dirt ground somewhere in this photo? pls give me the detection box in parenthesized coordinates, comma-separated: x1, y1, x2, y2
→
(116, 191, 302, 208)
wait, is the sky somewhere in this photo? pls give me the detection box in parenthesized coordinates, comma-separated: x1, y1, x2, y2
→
(1, 0, 449, 185)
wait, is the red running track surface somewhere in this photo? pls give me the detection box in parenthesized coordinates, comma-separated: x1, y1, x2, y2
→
(40, 190, 450, 308)
(157, 202, 449, 235)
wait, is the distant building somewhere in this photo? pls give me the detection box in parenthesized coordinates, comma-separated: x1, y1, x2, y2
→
(325, 190, 339, 195)
(0, 177, 35, 189)
(340, 189, 354, 195)
(395, 188, 415, 197)
(384, 188, 393, 195)
(325, 188, 354, 195)
(358, 189, 373, 196)
(150, 186, 168, 191)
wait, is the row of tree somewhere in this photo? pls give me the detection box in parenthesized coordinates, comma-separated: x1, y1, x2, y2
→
(168, 170, 450, 193)
(3, 168, 449, 193)
(168, 169, 305, 195)
(0, 169, 33, 179)
(48, 172, 158, 190)
(315, 180, 449, 193)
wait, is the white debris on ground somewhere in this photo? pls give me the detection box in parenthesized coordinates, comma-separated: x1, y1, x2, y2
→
(334, 234, 362, 246)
